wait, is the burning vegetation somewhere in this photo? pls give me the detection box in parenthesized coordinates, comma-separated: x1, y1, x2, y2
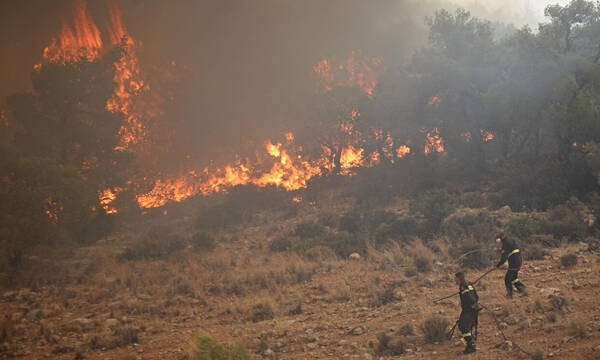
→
(3, 1, 600, 359)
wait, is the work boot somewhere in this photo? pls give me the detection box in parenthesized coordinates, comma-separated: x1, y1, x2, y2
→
(516, 283, 528, 296)
(463, 340, 476, 354)
(506, 288, 513, 299)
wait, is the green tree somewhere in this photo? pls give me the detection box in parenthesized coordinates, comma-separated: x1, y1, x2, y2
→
(0, 148, 98, 271)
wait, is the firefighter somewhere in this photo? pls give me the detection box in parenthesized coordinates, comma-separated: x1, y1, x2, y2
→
(455, 271, 479, 354)
(495, 232, 527, 298)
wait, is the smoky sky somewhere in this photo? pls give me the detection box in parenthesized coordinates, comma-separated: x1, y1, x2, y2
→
(0, 0, 558, 165)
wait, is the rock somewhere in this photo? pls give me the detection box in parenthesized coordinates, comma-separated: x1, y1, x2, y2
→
(393, 289, 406, 300)
(351, 326, 365, 336)
(540, 288, 561, 297)
(104, 318, 120, 329)
(307, 343, 317, 350)
(65, 318, 96, 332)
(349, 253, 361, 260)
(518, 319, 530, 330)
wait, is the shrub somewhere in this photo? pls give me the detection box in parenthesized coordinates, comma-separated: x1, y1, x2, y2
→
(505, 217, 542, 243)
(338, 212, 362, 234)
(414, 256, 432, 273)
(288, 303, 302, 316)
(374, 218, 420, 245)
(410, 188, 457, 235)
(196, 203, 244, 231)
(442, 210, 496, 243)
(568, 320, 588, 338)
(269, 236, 293, 252)
(304, 246, 337, 262)
(294, 221, 326, 238)
(113, 326, 139, 347)
(248, 303, 274, 323)
(230, 343, 250, 360)
(560, 253, 578, 268)
(0, 155, 100, 272)
(119, 226, 186, 261)
(364, 210, 397, 231)
(421, 316, 449, 343)
(372, 287, 400, 307)
(322, 231, 365, 258)
(545, 311, 558, 323)
(548, 295, 567, 311)
(404, 268, 417, 277)
(192, 336, 229, 360)
(531, 349, 544, 360)
(376, 332, 405, 356)
(524, 245, 547, 260)
(545, 198, 588, 241)
(450, 243, 492, 269)
(398, 324, 414, 336)
(192, 232, 217, 251)
(317, 212, 337, 228)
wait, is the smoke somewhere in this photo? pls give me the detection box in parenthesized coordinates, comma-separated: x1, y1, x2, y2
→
(0, 0, 567, 167)
(443, 0, 570, 26)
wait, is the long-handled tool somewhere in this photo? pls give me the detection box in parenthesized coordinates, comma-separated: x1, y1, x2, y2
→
(433, 267, 498, 303)
(446, 320, 458, 340)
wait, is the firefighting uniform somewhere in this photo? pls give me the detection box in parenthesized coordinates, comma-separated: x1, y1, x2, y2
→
(496, 237, 526, 297)
(458, 281, 479, 353)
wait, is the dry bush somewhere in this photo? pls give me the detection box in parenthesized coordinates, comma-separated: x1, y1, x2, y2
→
(376, 332, 405, 356)
(560, 253, 578, 268)
(398, 324, 414, 336)
(568, 320, 588, 338)
(288, 303, 302, 316)
(420, 316, 449, 343)
(247, 303, 275, 323)
(304, 246, 336, 262)
(548, 295, 567, 312)
(414, 256, 431, 273)
(192, 232, 217, 251)
(524, 245, 548, 260)
(119, 226, 186, 261)
(371, 286, 401, 307)
(404, 267, 417, 277)
(545, 311, 558, 323)
(531, 349, 544, 360)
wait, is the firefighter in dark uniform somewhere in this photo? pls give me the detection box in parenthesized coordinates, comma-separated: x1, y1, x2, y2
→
(495, 232, 527, 298)
(455, 272, 479, 354)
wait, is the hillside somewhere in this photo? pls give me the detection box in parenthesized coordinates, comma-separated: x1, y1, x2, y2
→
(1, 195, 599, 360)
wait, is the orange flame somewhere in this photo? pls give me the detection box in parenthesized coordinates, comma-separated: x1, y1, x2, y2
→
(462, 131, 472, 142)
(428, 95, 442, 107)
(314, 52, 384, 97)
(42, 0, 103, 64)
(397, 145, 411, 158)
(99, 187, 121, 214)
(339, 145, 365, 175)
(480, 130, 495, 142)
(424, 128, 445, 154)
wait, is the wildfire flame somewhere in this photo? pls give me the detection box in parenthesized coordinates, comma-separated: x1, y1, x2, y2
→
(314, 52, 384, 97)
(37, 4, 464, 212)
(424, 128, 445, 154)
(480, 130, 495, 142)
(397, 145, 411, 158)
(42, 0, 103, 64)
(99, 188, 121, 214)
(428, 95, 442, 107)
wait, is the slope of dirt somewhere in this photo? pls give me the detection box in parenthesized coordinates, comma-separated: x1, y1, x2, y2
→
(1, 215, 599, 360)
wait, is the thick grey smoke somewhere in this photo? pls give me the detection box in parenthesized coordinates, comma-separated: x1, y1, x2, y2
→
(0, 0, 566, 166)
(445, 0, 570, 26)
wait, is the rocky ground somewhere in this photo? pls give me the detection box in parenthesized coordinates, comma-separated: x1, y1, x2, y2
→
(1, 235, 599, 360)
